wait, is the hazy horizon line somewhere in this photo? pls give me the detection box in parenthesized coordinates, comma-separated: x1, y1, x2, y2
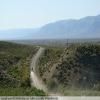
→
(0, 14, 100, 31)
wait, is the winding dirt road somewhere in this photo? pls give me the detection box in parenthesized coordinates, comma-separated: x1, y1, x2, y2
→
(30, 47, 47, 92)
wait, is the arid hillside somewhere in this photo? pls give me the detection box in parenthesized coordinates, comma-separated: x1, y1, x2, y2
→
(38, 43, 100, 95)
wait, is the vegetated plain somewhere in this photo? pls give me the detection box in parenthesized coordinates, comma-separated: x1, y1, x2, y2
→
(0, 41, 46, 96)
(0, 40, 100, 96)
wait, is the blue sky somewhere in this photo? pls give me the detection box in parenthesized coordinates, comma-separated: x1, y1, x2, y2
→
(0, 0, 100, 30)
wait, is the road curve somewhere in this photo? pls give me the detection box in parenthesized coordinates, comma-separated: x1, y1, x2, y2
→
(30, 47, 47, 92)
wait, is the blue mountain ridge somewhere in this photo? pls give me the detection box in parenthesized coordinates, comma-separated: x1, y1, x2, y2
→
(0, 15, 100, 40)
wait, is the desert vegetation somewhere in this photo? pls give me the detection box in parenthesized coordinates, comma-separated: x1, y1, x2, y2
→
(0, 41, 100, 96)
(0, 41, 46, 96)
(38, 43, 100, 95)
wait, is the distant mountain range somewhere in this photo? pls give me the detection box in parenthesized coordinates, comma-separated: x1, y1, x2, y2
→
(0, 15, 100, 40)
